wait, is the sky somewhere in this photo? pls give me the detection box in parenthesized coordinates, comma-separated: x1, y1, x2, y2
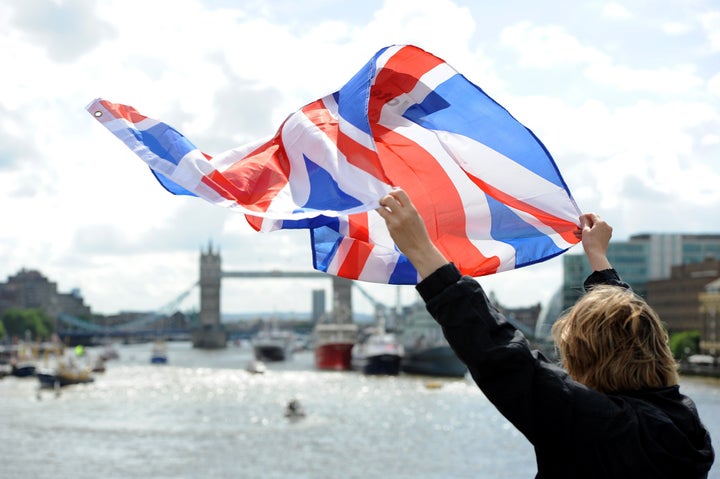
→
(0, 0, 719, 318)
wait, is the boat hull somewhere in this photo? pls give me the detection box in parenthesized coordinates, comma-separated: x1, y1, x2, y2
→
(252, 331, 294, 362)
(401, 346, 466, 378)
(253, 345, 288, 362)
(315, 343, 354, 371)
(37, 371, 94, 388)
(11, 363, 36, 377)
(354, 353, 402, 375)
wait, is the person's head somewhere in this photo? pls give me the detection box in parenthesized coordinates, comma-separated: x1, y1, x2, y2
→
(551, 285, 678, 393)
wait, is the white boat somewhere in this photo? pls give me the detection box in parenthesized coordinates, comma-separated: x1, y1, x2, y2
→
(252, 329, 294, 362)
(352, 326, 404, 375)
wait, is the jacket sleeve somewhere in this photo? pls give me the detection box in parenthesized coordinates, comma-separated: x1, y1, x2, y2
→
(416, 263, 624, 446)
(583, 268, 630, 291)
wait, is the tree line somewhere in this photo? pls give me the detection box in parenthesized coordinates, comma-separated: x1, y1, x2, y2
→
(0, 308, 54, 341)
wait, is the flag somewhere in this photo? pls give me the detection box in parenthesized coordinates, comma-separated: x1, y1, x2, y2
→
(87, 44, 581, 284)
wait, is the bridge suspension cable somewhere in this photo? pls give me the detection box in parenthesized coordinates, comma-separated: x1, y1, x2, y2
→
(57, 282, 199, 333)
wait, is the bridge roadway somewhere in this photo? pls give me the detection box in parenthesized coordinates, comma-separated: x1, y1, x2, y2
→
(222, 270, 328, 278)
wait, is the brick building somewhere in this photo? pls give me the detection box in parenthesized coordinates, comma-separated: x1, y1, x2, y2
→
(646, 257, 720, 332)
(0, 269, 91, 320)
(700, 278, 720, 355)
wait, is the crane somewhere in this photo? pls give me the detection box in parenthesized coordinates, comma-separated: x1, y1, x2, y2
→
(353, 282, 396, 332)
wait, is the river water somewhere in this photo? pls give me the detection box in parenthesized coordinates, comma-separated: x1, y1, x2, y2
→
(1, 341, 718, 479)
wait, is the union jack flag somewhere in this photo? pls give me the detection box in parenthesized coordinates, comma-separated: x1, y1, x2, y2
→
(87, 44, 581, 284)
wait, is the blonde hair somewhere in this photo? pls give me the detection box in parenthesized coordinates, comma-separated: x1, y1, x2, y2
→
(551, 285, 678, 393)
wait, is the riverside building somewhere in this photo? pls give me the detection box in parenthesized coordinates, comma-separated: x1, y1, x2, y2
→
(536, 234, 720, 338)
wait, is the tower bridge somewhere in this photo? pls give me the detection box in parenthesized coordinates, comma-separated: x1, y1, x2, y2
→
(194, 243, 353, 349)
(55, 245, 357, 347)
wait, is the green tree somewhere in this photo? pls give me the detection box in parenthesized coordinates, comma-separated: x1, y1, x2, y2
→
(669, 330, 701, 360)
(0, 319, 5, 338)
(1, 308, 54, 340)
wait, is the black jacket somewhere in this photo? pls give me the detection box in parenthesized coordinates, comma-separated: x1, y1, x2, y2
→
(416, 264, 714, 479)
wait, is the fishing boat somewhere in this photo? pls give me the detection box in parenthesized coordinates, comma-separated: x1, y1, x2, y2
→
(396, 302, 467, 378)
(352, 325, 404, 375)
(252, 329, 294, 362)
(314, 322, 358, 371)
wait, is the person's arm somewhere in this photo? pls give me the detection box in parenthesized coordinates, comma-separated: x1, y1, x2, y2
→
(376, 189, 582, 443)
(376, 189, 449, 278)
(576, 212, 630, 291)
(577, 212, 612, 271)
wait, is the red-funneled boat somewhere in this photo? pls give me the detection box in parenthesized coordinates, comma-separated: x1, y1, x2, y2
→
(314, 323, 358, 371)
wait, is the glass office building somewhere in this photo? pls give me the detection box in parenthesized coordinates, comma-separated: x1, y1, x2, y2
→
(535, 234, 720, 338)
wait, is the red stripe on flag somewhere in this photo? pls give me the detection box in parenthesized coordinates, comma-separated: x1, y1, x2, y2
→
(201, 133, 290, 213)
(374, 124, 501, 275)
(301, 100, 391, 184)
(348, 212, 370, 243)
(338, 130, 391, 183)
(336, 237, 373, 280)
(367, 47, 500, 275)
(367, 46, 444, 125)
(100, 99, 148, 123)
(244, 214, 264, 232)
(464, 172, 579, 244)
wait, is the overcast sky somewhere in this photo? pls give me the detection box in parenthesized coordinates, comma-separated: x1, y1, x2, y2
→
(1, 0, 718, 318)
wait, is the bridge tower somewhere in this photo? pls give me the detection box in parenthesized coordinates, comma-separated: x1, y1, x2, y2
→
(332, 276, 353, 323)
(192, 242, 227, 349)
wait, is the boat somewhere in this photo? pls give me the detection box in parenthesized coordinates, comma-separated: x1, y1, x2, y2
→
(9, 342, 38, 377)
(396, 302, 467, 378)
(99, 344, 120, 361)
(90, 355, 106, 373)
(352, 325, 404, 375)
(314, 322, 358, 371)
(37, 358, 94, 389)
(150, 340, 168, 364)
(252, 328, 294, 362)
(10, 360, 37, 377)
(245, 359, 267, 374)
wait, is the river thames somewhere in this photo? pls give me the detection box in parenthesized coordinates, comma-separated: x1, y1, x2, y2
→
(1, 341, 718, 479)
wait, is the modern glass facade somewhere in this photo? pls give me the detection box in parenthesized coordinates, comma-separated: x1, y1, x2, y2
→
(536, 233, 720, 338)
(562, 238, 651, 311)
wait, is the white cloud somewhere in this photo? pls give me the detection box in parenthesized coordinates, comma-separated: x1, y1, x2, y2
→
(700, 11, 720, 51)
(500, 22, 608, 68)
(709, 72, 720, 96)
(500, 21, 703, 94)
(602, 3, 632, 20)
(585, 62, 703, 93)
(661, 22, 692, 35)
(701, 133, 720, 146)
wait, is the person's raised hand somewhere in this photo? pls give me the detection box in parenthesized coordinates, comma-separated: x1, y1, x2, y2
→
(376, 189, 449, 279)
(578, 213, 613, 271)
